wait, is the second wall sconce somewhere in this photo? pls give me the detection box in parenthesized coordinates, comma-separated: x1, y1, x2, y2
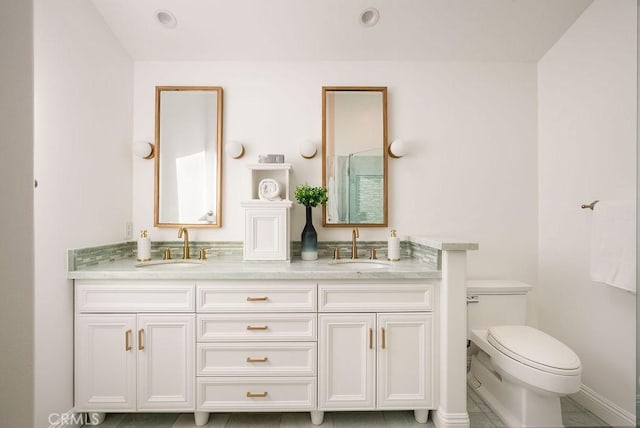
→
(133, 141, 155, 159)
(226, 141, 245, 159)
(299, 140, 317, 159)
(388, 139, 409, 158)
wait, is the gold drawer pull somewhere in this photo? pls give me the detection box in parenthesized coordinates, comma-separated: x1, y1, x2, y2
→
(246, 357, 269, 363)
(246, 296, 268, 302)
(246, 391, 268, 398)
(246, 325, 269, 331)
(381, 327, 386, 349)
(138, 328, 145, 350)
(125, 329, 132, 351)
(369, 328, 373, 349)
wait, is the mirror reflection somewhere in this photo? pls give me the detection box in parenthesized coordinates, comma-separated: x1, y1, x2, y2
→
(322, 87, 388, 227)
(154, 86, 223, 227)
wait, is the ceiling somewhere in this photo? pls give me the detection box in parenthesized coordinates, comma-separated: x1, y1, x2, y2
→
(90, 0, 593, 62)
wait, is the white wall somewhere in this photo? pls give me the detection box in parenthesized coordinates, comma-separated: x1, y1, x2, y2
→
(133, 61, 539, 281)
(538, 0, 637, 420)
(0, 0, 34, 427)
(34, 0, 133, 424)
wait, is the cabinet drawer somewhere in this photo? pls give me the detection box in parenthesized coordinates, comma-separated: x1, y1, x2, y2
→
(197, 342, 316, 377)
(197, 314, 316, 342)
(197, 282, 316, 312)
(76, 282, 195, 313)
(319, 283, 434, 312)
(197, 377, 316, 411)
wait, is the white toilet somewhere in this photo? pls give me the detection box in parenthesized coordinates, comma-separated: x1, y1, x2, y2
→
(466, 280, 582, 428)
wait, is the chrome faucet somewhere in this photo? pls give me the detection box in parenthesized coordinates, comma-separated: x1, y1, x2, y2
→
(178, 227, 190, 259)
(351, 227, 360, 259)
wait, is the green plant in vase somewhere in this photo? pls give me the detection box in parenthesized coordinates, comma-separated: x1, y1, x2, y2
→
(294, 184, 328, 261)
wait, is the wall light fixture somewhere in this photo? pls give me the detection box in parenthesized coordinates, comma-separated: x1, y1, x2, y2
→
(388, 139, 408, 158)
(226, 141, 245, 159)
(133, 141, 155, 159)
(299, 140, 317, 159)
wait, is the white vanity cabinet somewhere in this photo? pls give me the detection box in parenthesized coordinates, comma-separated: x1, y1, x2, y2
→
(72, 278, 439, 426)
(316, 282, 435, 424)
(194, 281, 317, 426)
(74, 281, 195, 413)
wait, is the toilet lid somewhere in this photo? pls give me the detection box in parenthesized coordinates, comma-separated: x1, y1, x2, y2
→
(487, 325, 582, 375)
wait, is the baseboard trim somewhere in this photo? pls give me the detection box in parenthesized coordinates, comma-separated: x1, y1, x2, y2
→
(432, 408, 470, 428)
(571, 384, 635, 427)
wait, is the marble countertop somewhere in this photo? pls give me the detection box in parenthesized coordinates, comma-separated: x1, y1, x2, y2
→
(68, 256, 441, 281)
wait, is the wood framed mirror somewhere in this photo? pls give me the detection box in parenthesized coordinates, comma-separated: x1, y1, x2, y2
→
(322, 86, 388, 227)
(154, 86, 223, 228)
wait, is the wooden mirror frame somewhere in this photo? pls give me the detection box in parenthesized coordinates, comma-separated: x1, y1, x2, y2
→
(322, 86, 388, 227)
(154, 86, 223, 228)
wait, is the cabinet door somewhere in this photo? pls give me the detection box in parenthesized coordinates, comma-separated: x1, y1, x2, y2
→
(318, 314, 375, 410)
(137, 314, 195, 410)
(244, 207, 288, 260)
(75, 314, 136, 411)
(377, 313, 434, 409)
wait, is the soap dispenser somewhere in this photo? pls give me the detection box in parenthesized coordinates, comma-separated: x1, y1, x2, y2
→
(387, 229, 400, 261)
(137, 230, 151, 262)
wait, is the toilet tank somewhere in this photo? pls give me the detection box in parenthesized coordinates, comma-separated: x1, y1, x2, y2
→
(466, 280, 532, 338)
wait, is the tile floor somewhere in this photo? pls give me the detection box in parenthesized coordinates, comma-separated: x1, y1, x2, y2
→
(84, 391, 609, 427)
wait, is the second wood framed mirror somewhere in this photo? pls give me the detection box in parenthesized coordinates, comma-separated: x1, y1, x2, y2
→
(322, 86, 388, 227)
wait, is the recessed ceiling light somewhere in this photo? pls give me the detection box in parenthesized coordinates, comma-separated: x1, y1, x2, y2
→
(360, 7, 380, 27)
(155, 9, 177, 29)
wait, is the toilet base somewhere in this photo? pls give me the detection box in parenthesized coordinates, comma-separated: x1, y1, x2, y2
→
(468, 353, 564, 428)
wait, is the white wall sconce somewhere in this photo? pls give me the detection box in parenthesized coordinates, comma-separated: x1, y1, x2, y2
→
(299, 140, 317, 159)
(133, 141, 155, 159)
(226, 141, 245, 159)
(388, 139, 408, 158)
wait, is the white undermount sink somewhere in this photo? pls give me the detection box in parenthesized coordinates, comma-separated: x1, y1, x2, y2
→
(135, 259, 203, 269)
(328, 259, 391, 270)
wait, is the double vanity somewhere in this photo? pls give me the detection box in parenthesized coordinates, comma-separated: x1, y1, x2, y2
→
(70, 85, 476, 426)
(68, 237, 476, 427)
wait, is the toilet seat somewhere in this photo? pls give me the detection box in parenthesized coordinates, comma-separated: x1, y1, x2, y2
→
(470, 327, 582, 395)
(487, 325, 582, 376)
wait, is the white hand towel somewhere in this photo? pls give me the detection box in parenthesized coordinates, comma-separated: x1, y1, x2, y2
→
(589, 200, 636, 293)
